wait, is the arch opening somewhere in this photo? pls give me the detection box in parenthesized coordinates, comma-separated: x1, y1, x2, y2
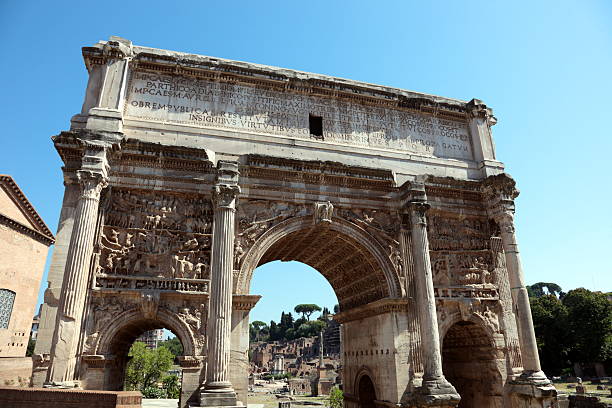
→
(442, 321, 502, 408)
(357, 375, 377, 408)
(249, 260, 341, 392)
(242, 219, 400, 311)
(103, 320, 185, 394)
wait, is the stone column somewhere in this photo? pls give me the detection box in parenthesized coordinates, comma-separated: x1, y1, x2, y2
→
(494, 210, 548, 383)
(201, 161, 241, 407)
(483, 174, 549, 385)
(47, 169, 108, 385)
(407, 200, 460, 406)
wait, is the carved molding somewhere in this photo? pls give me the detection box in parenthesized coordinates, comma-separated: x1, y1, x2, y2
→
(334, 298, 409, 324)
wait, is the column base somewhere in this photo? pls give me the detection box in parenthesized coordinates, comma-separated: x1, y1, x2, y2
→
(507, 379, 557, 408)
(512, 370, 552, 386)
(197, 388, 242, 407)
(412, 376, 461, 407)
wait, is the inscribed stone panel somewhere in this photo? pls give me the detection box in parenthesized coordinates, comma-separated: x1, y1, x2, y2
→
(124, 71, 473, 161)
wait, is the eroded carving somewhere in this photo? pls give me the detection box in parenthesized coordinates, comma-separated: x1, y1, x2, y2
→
(96, 189, 213, 285)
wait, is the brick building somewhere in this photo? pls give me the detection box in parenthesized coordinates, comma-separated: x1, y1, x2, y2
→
(0, 175, 54, 385)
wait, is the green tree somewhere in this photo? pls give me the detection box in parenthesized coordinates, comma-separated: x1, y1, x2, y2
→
(162, 374, 181, 399)
(527, 282, 563, 298)
(563, 288, 612, 364)
(279, 312, 294, 338)
(26, 339, 36, 357)
(268, 321, 281, 341)
(530, 294, 570, 375)
(250, 321, 269, 342)
(294, 304, 322, 321)
(159, 337, 183, 359)
(124, 342, 174, 395)
(328, 386, 343, 408)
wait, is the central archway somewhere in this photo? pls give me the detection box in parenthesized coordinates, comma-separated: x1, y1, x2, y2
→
(237, 216, 401, 311)
(234, 214, 404, 405)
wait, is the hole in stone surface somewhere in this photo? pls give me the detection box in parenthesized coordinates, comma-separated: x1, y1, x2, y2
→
(309, 114, 323, 138)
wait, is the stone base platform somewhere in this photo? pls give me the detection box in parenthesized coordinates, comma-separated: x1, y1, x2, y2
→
(0, 386, 142, 408)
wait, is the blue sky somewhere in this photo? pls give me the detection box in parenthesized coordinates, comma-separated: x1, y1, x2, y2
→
(1, 1, 610, 324)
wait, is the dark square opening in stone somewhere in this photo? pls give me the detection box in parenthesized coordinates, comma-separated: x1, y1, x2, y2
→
(309, 114, 323, 138)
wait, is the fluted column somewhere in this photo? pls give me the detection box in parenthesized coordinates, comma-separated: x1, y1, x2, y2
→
(47, 170, 108, 385)
(201, 161, 240, 407)
(494, 210, 548, 383)
(408, 201, 459, 404)
(483, 174, 549, 385)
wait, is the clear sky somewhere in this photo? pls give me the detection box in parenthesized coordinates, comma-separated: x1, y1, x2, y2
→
(1, 1, 610, 324)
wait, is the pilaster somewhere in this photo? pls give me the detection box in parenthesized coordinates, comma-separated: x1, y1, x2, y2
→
(404, 182, 460, 407)
(200, 161, 241, 408)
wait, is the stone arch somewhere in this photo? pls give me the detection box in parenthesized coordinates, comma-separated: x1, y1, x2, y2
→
(438, 310, 499, 344)
(95, 308, 197, 357)
(354, 367, 378, 408)
(236, 216, 401, 310)
(440, 314, 504, 408)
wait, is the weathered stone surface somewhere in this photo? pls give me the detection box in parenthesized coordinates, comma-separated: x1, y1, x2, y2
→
(0, 175, 54, 386)
(38, 37, 558, 408)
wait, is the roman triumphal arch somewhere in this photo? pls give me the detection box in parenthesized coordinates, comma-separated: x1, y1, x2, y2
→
(34, 37, 559, 408)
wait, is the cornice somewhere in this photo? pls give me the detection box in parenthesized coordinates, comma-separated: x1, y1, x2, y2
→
(82, 38, 477, 120)
(333, 297, 410, 324)
(232, 294, 261, 311)
(0, 213, 54, 246)
(0, 175, 55, 241)
(243, 154, 396, 191)
(111, 139, 215, 173)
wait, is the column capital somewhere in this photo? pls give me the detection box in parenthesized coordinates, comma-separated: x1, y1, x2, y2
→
(213, 161, 240, 210)
(76, 170, 108, 200)
(481, 173, 519, 203)
(407, 201, 431, 226)
(212, 184, 241, 209)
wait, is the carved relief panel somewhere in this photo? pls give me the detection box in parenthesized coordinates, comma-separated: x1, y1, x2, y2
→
(427, 213, 495, 289)
(94, 189, 213, 290)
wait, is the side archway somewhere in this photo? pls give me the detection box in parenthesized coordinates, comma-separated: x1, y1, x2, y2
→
(236, 216, 401, 310)
(354, 368, 378, 408)
(95, 308, 197, 357)
(440, 314, 504, 408)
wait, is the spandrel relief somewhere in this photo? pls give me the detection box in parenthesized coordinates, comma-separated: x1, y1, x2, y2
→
(234, 200, 308, 268)
(336, 208, 402, 273)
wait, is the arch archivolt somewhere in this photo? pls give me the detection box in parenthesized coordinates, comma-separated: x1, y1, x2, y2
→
(353, 365, 379, 398)
(437, 299, 502, 345)
(234, 210, 402, 310)
(87, 295, 204, 358)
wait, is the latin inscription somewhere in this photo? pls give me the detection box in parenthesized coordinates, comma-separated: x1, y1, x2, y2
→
(124, 71, 473, 160)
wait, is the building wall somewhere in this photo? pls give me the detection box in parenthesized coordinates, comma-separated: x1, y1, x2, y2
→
(0, 224, 48, 358)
